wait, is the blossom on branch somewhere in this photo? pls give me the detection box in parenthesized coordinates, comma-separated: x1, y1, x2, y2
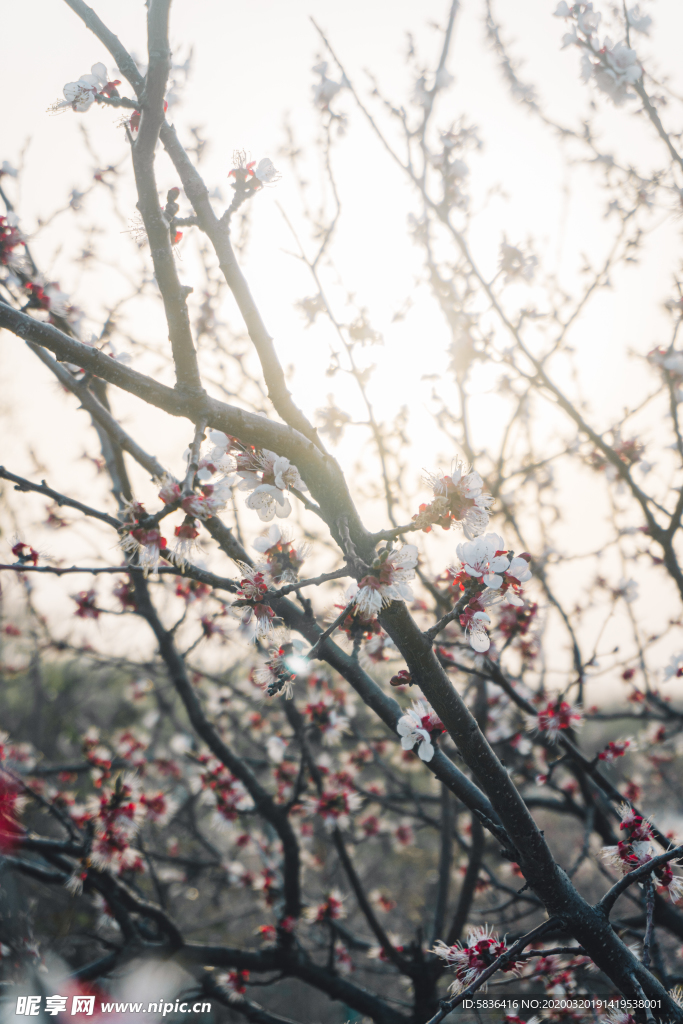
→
(181, 476, 235, 520)
(253, 524, 308, 582)
(0, 214, 26, 271)
(304, 889, 346, 923)
(53, 63, 120, 113)
(11, 541, 39, 566)
(396, 699, 444, 762)
(122, 527, 167, 578)
(232, 445, 306, 522)
(460, 603, 492, 653)
(599, 738, 636, 762)
(72, 589, 99, 620)
(554, 4, 642, 106)
(228, 152, 281, 195)
(254, 638, 307, 698)
(601, 803, 654, 873)
(307, 786, 361, 830)
(234, 562, 277, 641)
(432, 925, 520, 995)
(412, 461, 492, 537)
(354, 545, 418, 618)
(304, 697, 350, 745)
(531, 700, 583, 741)
(172, 520, 202, 568)
(597, 803, 683, 902)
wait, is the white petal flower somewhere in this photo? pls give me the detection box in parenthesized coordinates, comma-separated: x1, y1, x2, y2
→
(355, 583, 384, 618)
(627, 5, 652, 34)
(456, 534, 509, 587)
(237, 470, 262, 492)
(469, 611, 491, 653)
(396, 700, 441, 762)
(353, 545, 418, 619)
(272, 456, 305, 492)
(254, 158, 280, 184)
(482, 573, 504, 589)
(507, 557, 532, 584)
(58, 65, 109, 112)
(253, 525, 283, 553)
(266, 736, 288, 763)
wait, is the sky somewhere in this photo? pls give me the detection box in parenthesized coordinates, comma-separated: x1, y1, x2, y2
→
(2, 0, 681, 430)
(2, 0, 683, 695)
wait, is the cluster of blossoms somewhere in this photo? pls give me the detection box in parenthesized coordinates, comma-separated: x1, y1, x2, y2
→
(396, 699, 444, 762)
(307, 784, 362, 831)
(52, 63, 122, 113)
(412, 461, 492, 538)
(0, 781, 26, 853)
(451, 533, 533, 652)
(334, 592, 384, 646)
(353, 545, 418, 619)
(254, 637, 308, 698)
(304, 698, 350, 747)
(234, 562, 276, 641)
(207, 432, 307, 522)
(432, 925, 520, 995)
(179, 480, 234, 523)
(5, 266, 85, 335)
(498, 601, 539, 659)
(172, 520, 202, 567)
(531, 699, 584, 741)
(253, 524, 308, 583)
(0, 213, 26, 272)
(218, 969, 250, 1002)
(197, 757, 253, 829)
(519, 945, 593, 1001)
(157, 434, 307, 530)
(554, 3, 643, 106)
(599, 738, 636, 762)
(68, 775, 151, 878)
(602, 805, 683, 900)
(228, 152, 281, 193)
(119, 499, 168, 577)
(303, 889, 345, 924)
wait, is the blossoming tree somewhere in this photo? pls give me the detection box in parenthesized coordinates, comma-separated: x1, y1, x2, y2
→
(2, 2, 683, 1023)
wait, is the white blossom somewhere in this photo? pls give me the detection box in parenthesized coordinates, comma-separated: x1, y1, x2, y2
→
(57, 63, 108, 112)
(627, 5, 652, 35)
(253, 524, 285, 554)
(592, 39, 642, 105)
(467, 610, 492, 653)
(254, 158, 280, 184)
(456, 533, 510, 589)
(355, 545, 418, 618)
(238, 450, 306, 523)
(396, 700, 442, 762)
